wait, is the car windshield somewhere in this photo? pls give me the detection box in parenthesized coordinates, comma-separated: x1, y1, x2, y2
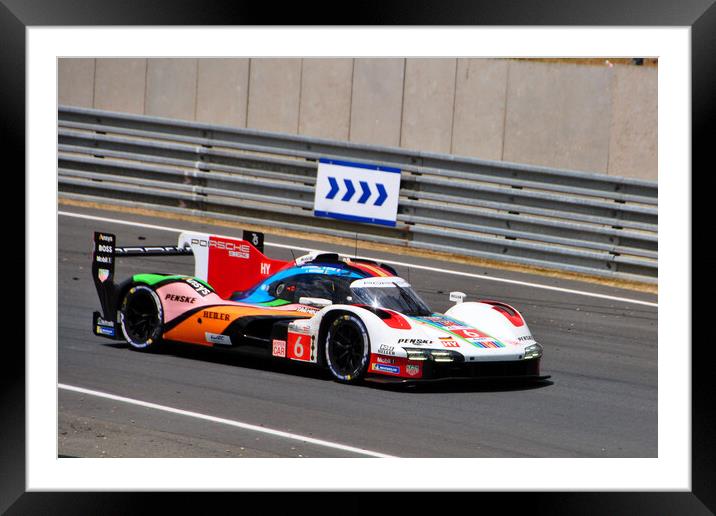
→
(349, 278, 432, 316)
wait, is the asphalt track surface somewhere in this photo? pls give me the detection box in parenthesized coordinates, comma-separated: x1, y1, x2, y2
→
(58, 206, 658, 458)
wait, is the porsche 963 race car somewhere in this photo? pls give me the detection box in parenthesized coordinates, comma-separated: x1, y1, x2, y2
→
(91, 229, 547, 384)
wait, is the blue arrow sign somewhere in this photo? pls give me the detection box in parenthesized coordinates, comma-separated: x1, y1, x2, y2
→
(374, 183, 388, 206)
(341, 179, 356, 201)
(315, 159, 401, 227)
(326, 176, 339, 200)
(357, 181, 371, 204)
(324, 177, 389, 206)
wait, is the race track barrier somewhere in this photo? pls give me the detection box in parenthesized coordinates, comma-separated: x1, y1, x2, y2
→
(58, 106, 658, 283)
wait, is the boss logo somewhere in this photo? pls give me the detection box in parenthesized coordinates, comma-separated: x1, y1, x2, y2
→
(97, 244, 113, 253)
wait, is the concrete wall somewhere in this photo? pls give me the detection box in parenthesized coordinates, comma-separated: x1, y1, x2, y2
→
(298, 58, 353, 140)
(349, 58, 405, 147)
(58, 58, 95, 107)
(503, 61, 613, 173)
(196, 58, 249, 127)
(247, 58, 302, 133)
(401, 58, 457, 153)
(57, 57, 657, 181)
(94, 58, 146, 113)
(452, 59, 509, 161)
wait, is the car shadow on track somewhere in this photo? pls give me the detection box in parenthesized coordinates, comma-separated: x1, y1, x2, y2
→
(369, 378, 554, 394)
(104, 341, 554, 393)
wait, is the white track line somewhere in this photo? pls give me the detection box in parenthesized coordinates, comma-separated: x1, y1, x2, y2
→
(59, 383, 395, 458)
(59, 210, 657, 308)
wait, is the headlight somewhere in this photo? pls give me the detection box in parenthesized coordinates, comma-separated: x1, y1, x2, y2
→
(429, 350, 457, 362)
(403, 348, 461, 362)
(405, 348, 430, 361)
(524, 343, 543, 360)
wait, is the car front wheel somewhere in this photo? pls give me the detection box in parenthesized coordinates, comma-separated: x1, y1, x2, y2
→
(324, 314, 370, 383)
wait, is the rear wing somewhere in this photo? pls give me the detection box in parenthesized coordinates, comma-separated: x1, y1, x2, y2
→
(91, 228, 284, 324)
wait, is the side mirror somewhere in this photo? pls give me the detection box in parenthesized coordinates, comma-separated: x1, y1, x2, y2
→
(298, 297, 333, 308)
(449, 291, 466, 305)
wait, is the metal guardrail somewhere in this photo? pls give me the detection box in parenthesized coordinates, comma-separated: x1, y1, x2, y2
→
(58, 106, 658, 283)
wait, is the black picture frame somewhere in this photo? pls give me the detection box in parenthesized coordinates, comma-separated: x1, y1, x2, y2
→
(4, 0, 710, 513)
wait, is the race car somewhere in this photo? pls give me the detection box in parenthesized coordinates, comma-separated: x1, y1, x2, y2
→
(91, 229, 548, 384)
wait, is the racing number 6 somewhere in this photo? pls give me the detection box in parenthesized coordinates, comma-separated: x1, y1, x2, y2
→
(293, 336, 304, 358)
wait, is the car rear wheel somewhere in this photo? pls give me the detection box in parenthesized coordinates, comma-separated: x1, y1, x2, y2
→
(120, 285, 164, 351)
(324, 314, 370, 383)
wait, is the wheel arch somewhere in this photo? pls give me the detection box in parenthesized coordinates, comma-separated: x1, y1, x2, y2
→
(314, 304, 401, 364)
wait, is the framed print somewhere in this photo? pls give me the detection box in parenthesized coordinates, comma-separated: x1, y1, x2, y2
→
(4, 0, 711, 513)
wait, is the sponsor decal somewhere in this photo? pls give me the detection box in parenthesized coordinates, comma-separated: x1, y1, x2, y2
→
(96, 325, 115, 337)
(260, 262, 271, 275)
(96, 316, 114, 327)
(406, 364, 420, 377)
(418, 316, 467, 330)
(397, 338, 432, 346)
(371, 363, 401, 375)
(190, 238, 251, 259)
(272, 339, 287, 358)
(377, 344, 395, 355)
(202, 310, 230, 321)
(164, 293, 197, 304)
(205, 332, 232, 345)
(441, 340, 460, 348)
(413, 315, 506, 349)
(94, 255, 112, 264)
(350, 276, 410, 288)
(517, 335, 534, 342)
(375, 356, 395, 364)
(97, 268, 110, 282)
(186, 278, 212, 297)
(295, 305, 319, 314)
(97, 233, 113, 242)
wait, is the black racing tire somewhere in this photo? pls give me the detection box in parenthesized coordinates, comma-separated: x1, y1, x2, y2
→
(119, 285, 164, 351)
(324, 314, 370, 384)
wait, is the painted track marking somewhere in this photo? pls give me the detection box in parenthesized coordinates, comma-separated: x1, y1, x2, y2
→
(59, 384, 396, 458)
(59, 211, 657, 308)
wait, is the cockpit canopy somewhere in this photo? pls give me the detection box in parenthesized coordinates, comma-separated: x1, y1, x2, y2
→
(232, 266, 432, 316)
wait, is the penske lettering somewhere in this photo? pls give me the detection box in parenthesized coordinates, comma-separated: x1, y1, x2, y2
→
(397, 338, 432, 345)
(165, 294, 196, 304)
